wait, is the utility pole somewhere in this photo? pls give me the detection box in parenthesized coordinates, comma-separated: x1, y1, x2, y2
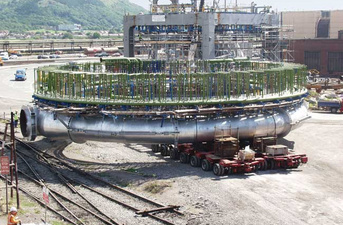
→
(10, 112, 20, 209)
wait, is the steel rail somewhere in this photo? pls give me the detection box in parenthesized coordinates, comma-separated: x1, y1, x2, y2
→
(75, 181, 176, 225)
(15, 146, 119, 225)
(16, 139, 182, 215)
(18, 170, 117, 225)
(17, 152, 86, 225)
(15, 139, 181, 224)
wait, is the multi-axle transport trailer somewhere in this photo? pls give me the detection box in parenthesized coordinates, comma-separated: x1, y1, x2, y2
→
(151, 136, 308, 176)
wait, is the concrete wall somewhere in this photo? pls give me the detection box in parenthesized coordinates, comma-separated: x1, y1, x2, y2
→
(330, 10, 343, 39)
(281, 11, 321, 39)
(282, 10, 343, 39)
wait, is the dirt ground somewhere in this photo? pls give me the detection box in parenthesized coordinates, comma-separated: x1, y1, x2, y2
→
(0, 64, 343, 225)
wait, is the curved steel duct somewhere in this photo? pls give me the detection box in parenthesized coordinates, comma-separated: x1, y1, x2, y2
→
(20, 102, 309, 144)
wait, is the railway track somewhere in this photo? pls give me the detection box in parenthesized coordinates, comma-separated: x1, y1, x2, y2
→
(1, 135, 184, 225)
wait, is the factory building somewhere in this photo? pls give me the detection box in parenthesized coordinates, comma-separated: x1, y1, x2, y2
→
(281, 10, 343, 76)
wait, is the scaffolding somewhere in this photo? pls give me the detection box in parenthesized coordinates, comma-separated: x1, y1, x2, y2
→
(124, 1, 292, 62)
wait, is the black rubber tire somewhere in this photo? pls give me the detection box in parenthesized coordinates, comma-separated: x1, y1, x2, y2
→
(262, 159, 268, 170)
(160, 145, 169, 156)
(256, 162, 263, 171)
(227, 167, 233, 175)
(190, 155, 201, 167)
(331, 107, 338, 113)
(180, 152, 190, 163)
(270, 160, 275, 170)
(151, 144, 159, 153)
(170, 148, 179, 160)
(293, 159, 300, 168)
(201, 159, 212, 171)
(213, 163, 224, 176)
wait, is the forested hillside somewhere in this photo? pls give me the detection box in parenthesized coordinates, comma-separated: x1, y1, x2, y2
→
(0, 0, 146, 31)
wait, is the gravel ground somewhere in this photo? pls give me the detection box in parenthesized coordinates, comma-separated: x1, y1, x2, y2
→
(1, 64, 343, 224)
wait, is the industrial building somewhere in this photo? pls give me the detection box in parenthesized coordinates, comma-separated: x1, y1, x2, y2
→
(281, 10, 343, 76)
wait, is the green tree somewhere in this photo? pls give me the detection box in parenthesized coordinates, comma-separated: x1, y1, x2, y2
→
(92, 32, 101, 39)
(62, 32, 73, 39)
(109, 28, 116, 34)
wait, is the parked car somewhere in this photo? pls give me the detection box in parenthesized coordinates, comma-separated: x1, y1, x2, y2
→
(49, 54, 61, 59)
(78, 54, 87, 58)
(9, 55, 18, 59)
(37, 55, 49, 59)
(95, 52, 109, 57)
(14, 69, 27, 81)
(112, 52, 122, 57)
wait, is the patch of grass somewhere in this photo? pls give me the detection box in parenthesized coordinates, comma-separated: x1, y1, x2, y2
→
(309, 102, 316, 109)
(34, 208, 40, 214)
(125, 168, 138, 173)
(308, 90, 319, 98)
(118, 181, 130, 187)
(123, 167, 156, 178)
(20, 200, 36, 208)
(0, 192, 43, 216)
(143, 181, 171, 194)
(98, 172, 110, 178)
(51, 220, 68, 225)
(143, 173, 157, 178)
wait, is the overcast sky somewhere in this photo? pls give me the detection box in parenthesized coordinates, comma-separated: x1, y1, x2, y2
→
(129, 0, 343, 12)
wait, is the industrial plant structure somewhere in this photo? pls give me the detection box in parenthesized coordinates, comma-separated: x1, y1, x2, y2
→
(21, 58, 309, 144)
(124, 0, 286, 61)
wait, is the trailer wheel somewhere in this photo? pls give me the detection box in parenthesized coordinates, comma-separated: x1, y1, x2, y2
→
(151, 144, 160, 153)
(190, 155, 201, 167)
(160, 145, 170, 156)
(213, 163, 224, 176)
(331, 107, 338, 113)
(262, 159, 268, 170)
(180, 152, 190, 163)
(201, 159, 212, 171)
(170, 148, 179, 160)
(269, 160, 275, 170)
(293, 159, 300, 168)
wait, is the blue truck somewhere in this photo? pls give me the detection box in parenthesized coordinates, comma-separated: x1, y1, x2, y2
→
(14, 69, 27, 81)
(317, 99, 343, 113)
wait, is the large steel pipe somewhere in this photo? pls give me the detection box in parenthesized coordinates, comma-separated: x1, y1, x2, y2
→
(20, 102, 309, 144)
